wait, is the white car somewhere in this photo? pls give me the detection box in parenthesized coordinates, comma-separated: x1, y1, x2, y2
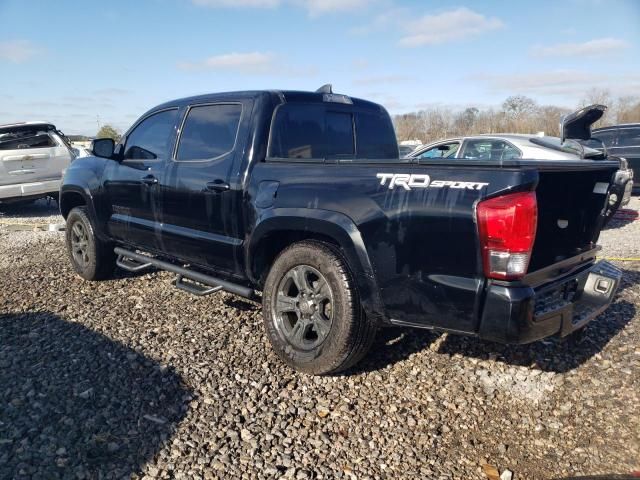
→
(409, 133, 633, 206)
(0, 122, 74, 203)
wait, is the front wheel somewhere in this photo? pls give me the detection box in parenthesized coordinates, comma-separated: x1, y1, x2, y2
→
(65, 207, 115, 280)
(262, 241, 377, 375)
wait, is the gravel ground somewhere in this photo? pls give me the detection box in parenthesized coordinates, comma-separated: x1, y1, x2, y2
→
(1, 198, 639, 479)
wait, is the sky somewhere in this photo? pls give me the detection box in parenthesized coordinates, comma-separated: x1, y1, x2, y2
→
(1, 0, 639, 135)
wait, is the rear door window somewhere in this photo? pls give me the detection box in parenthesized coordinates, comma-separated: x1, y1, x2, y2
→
(176, 104, 242, 161)
(461, 139, 521, 161)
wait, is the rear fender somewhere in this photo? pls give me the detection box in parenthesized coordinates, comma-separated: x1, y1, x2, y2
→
(247, 208, 386, 322)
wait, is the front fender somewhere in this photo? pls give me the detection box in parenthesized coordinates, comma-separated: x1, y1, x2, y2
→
(60, 157, 109, 240)
(247, 208, 386, 322)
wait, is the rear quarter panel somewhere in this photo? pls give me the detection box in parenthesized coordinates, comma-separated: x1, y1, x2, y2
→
(250, 160, 538, 333)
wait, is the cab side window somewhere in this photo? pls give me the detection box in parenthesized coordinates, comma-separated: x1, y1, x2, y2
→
(592, 130, 618, 147)
(124, 109, 178, 160)
(617, 128, 640, 148)
(418, 142, 460, 159)
(461, 139, 521, 161)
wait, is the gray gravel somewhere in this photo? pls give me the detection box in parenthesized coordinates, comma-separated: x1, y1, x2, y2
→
(1, 199, 639, 479)
(598, 196, 640, 259)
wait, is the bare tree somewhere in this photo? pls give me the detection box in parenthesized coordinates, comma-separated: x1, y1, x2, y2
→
(394, 93, 638, 144)
(580, 88, 614, 127)
(615, 96, 640, 124)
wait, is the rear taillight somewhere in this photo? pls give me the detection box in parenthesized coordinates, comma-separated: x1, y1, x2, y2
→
(476, 191, 537, 280)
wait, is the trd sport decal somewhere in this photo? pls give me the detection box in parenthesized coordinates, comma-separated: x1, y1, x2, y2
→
(376, 173, 489, 191)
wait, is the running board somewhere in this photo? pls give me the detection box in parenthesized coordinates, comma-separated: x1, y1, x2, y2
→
(116, 255, 153, 273)
(174, 274, 223, 296)
(114, 247, 258, 301)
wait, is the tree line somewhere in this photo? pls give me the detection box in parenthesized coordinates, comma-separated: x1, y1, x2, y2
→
(393, 89, 640, 144)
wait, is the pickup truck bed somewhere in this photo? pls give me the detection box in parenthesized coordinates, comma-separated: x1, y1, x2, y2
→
(60, 87, 623, 374)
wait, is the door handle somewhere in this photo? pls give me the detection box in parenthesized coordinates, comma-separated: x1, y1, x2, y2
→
(141, 175, 158, 186)
(205, 180, 230, 192)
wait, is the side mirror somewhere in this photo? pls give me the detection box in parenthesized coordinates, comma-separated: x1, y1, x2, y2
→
(92, 138, 115, 158)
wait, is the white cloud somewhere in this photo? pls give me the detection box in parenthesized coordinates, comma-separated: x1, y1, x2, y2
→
(353, 74, 410, 86)
(350, 7, 408, 35)
(0, 40, 39, 63)
(178, 52, 276, 73)
(473, 69, 640, 101)
(296, 0, 371, 16)
(191, 0, 373, 15)
(398, 7, 503, 47)
(531, 37, 630, 57)
(177, 51, 318, 77)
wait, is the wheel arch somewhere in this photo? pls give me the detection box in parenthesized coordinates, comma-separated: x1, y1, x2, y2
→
(247, 208, 386, 322)
(59, 188, 88, 219)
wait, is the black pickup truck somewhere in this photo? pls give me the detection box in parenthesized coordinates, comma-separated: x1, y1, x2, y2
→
(60, 86, 623, 374)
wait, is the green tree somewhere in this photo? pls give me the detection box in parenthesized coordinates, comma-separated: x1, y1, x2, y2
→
(96, 124, 121, 142)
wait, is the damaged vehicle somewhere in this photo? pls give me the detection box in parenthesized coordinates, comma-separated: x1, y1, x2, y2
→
(0, 122, 74, 204)
(60, 90, 624, 374)
(409, 106, 633, 208)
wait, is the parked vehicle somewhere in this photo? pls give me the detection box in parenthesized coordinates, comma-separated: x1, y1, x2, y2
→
(590, 123, 640, 191)
(60, 88, 623, 374)
(398, 140, 422, 158)
(0, 122, 74, 203)
(398, 144, 416, 157)
(71, 145, 93, 158)
(410, 131, 633, 207)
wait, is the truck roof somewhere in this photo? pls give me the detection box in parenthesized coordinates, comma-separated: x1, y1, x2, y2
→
(151, 89, 385, 113)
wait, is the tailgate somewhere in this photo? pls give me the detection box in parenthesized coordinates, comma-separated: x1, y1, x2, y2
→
(527, 161, 619, 272)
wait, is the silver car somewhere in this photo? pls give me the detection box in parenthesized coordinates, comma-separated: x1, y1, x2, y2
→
(0, 122, 74, 203)
(408, 133, 633, 206)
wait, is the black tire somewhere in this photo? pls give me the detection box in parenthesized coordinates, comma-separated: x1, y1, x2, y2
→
(65, 207, 116, 281)
(262, 241, 377, 375)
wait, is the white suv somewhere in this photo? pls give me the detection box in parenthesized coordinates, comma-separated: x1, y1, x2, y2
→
(0, 122, 75, 203)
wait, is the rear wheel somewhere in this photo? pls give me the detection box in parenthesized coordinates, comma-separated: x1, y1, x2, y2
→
(65, 207, 115, 280)
(262, 241, 377, 375)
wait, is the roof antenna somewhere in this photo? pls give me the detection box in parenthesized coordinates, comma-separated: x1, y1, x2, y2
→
(315, 84, 333, 94)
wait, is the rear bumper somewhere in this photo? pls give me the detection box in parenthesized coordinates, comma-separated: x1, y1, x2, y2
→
(0, 178, 61, 201)
(478, 259, 622, 344)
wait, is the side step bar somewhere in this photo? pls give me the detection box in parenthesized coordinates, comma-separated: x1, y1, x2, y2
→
(114, 247, 258, 301)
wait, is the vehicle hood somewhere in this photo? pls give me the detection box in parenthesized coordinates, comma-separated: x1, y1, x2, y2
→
(560, 104, 606, 142)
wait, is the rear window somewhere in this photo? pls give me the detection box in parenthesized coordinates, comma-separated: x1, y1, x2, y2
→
(355, 111, 398, 159)
(268, 103, 396, 160)
(0, 128, 56, 150)
(269, 104, 328, 159)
